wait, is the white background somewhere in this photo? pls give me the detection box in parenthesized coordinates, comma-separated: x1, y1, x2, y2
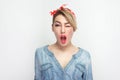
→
(0, 0, 120, 80)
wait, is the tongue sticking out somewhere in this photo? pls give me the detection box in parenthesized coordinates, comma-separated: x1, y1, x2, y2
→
(60, 35, 66, 44)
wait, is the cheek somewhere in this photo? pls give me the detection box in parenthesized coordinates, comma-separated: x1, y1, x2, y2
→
(53, 30, 60, 38)
(67, 29, 74, 38)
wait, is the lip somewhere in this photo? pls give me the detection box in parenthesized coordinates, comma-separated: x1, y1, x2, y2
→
(60, 35, 67, 44)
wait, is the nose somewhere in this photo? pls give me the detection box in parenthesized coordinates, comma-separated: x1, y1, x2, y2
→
(61, 26, 65, 34)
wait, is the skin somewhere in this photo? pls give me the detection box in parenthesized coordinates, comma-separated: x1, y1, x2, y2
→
(52, 15, 74, 47)
(48, 14, 79, 68)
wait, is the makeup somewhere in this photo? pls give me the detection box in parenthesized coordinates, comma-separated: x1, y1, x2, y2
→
(60, 35, 67, 44)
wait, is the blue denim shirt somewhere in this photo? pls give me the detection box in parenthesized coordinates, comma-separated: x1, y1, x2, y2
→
(34, 45, 93, 80)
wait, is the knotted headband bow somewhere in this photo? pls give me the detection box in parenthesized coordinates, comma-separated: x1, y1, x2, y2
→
(50, 4, 75, 16)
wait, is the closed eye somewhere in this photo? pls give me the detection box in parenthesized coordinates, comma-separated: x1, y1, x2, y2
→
(66, 25, 71, 27)
(65, 24, 71, 27)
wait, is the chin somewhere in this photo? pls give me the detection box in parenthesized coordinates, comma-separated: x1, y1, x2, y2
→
(56, 40, 70, 47)
(59, 42, 70, 47)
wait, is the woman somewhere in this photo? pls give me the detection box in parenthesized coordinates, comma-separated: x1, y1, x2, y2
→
(34, 4, 93, 80)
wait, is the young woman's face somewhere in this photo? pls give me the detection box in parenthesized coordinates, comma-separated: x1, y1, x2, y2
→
(52, 14, 74, 47)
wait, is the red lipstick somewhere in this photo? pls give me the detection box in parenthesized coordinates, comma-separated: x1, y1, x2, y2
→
(60, 35, 67, 44)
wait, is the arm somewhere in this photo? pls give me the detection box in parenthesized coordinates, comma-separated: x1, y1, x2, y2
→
(34, 50, 41, 80)
(83, 54, 93, 80)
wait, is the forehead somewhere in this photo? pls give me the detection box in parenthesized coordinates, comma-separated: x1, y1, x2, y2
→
(54, 15, 68, 23)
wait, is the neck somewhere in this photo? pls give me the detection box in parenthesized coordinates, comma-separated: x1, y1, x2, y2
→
(54, 42, 74, 51)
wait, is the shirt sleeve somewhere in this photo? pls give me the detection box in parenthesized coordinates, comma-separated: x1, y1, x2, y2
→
(34, 49, 41, 80)
(83, 54, 93, 80)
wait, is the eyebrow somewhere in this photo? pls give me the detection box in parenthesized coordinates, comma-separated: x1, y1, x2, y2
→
(54, 21, 70, 25)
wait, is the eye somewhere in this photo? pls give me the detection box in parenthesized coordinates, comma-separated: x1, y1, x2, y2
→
(66, 25, 71, 27)
(65, 24, 71, 27)
(55, 24, 60, 27)
(54, 23, 61, 27)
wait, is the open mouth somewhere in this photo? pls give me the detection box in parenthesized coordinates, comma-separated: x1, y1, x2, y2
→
(60, 35, 67, 44)
(61, 36, 66, 40)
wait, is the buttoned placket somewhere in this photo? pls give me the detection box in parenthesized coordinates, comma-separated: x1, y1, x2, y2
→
(45, 45, 83, 80)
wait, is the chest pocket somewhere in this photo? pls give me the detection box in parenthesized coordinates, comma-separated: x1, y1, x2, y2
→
(41, 63, 53, 80)
(73, 63, 85, 80)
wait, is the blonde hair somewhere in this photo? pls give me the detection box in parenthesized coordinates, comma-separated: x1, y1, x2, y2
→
(52, 8, 77, 31)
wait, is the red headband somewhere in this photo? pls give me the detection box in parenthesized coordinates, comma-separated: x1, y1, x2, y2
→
(50, 4, 75, 16)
